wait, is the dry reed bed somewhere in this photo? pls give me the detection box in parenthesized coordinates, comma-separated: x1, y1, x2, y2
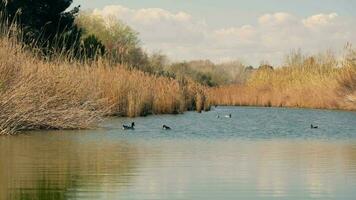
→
(209, 53, 356, 110)
(0, 38, 208, 135)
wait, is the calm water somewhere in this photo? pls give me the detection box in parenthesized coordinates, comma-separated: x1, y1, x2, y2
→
(1, 107, 356, 200)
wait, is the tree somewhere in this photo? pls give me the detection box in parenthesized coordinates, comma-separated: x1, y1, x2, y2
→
(76, 13, 147, 67)
(1, 0, 82, 55)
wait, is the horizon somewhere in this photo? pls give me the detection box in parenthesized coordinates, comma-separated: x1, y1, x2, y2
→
(74, 1, 354, 65)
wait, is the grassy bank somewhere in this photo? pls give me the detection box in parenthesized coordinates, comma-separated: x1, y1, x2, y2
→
(208, 51, 356, 111)
(1, 11, 355, 135)
(0, 36, 208, 135)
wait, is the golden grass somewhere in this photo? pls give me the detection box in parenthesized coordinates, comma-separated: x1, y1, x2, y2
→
(1, 23, 354, 135)
(209, 52, 356, 111)
(0, 36, 208, 135)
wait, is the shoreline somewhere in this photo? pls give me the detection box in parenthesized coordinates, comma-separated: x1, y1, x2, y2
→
(3, 105, 355, 136)
(212, 104, 356, 112)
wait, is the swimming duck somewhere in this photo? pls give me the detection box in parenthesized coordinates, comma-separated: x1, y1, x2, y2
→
(311, 124, 318, 129)
(225, 114, 232, 118)
(123, 122, 135, 130)
(163, 125, 171, 130)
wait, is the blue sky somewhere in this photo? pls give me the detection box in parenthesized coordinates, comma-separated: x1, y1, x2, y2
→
(73, 0, 356, 65)
(74, 0, 355, 15)
(74, 0, 356, 27)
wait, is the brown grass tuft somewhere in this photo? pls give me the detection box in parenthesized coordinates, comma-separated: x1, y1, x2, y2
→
(208, 52, 356, 111)
(0, 36, 207, 135)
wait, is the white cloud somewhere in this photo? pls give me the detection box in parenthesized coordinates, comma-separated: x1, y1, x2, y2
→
(93, 5, 207, 46)
(132, 9, 192, 24)
(258, 12, 297, 26)
(302, 13, 338, 28)
(93, 5, 131, 19)
(90, 5, 356, 65)
(214, 25, 256, 41)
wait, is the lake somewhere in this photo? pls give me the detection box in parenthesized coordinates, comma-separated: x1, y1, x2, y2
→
(1, 107, 356, 200)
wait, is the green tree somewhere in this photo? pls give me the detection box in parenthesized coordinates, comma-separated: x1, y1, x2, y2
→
(1, 0, 106, 59)
(76, 13, 149, 67)
(1, 0, 79, 52)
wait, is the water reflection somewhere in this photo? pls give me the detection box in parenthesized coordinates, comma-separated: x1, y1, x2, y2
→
(2, 136, 356, 200)
(0, 132, 139, 200)
(1, 107, 356, 200)
(124, 140, 356, 200)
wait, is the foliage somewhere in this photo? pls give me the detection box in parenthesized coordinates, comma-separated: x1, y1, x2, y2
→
(0, 0, 79, 53)
(166, 60, 253, 86)
(76, 12, 148, 67)
(0, 0, 106, 59)
(79, 34, 105, 59)
(187, 60, 230, 85)
(167, 62, 216, 87)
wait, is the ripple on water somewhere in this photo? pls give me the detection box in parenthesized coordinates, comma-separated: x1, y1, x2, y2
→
(0, 107, 356, 200)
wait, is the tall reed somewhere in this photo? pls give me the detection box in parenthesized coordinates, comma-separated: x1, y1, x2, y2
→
(209, 51, 356, 110)
(0, 34, 208, 135)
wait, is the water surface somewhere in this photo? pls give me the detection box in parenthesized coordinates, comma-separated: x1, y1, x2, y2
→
(1, 107, 356, 200)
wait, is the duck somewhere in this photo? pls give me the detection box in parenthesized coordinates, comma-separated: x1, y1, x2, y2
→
(311, 124, 318, 129)
(163, 125, 171, 130)
(225, 114, 232, 118)
(123, 122, 135, 130)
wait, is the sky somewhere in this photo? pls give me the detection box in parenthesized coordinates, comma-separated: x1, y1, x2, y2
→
(72, 0, 356, 65)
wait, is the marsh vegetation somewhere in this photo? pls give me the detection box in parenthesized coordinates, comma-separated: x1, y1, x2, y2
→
(209, 50, 356, 110)
(0, 0, 355, 135)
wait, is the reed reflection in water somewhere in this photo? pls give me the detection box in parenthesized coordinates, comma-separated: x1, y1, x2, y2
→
(1, 133, 356, 200)
(0, 132, 139, 200)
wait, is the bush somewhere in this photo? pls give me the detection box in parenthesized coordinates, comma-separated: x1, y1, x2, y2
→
(76, 12, 148, 67)
(80, 34, 105, 60)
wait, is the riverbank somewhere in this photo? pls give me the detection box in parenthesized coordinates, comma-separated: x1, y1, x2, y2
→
(0, 37, 208, 135)
(1, 35, 356, 135)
